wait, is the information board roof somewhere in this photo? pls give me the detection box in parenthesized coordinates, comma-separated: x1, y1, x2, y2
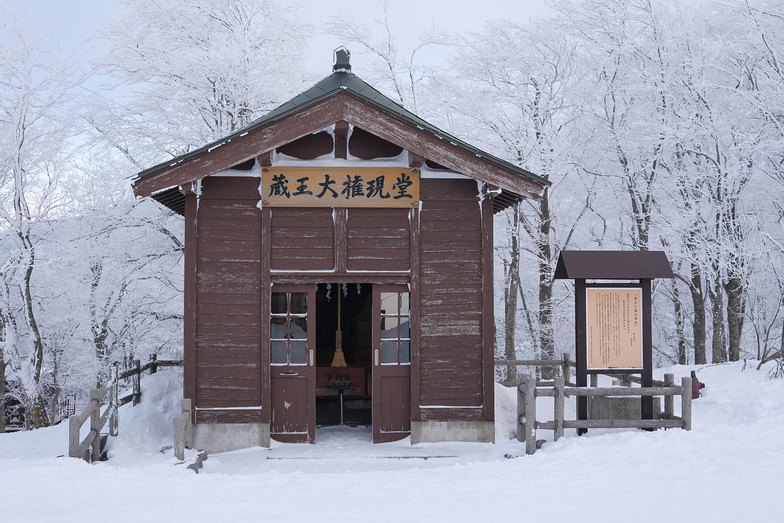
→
(553, 251, 675, 280)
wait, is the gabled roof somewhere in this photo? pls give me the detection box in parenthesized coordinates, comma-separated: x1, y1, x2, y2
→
(553, 251, 675, 280)
(133, 64, 549, 209)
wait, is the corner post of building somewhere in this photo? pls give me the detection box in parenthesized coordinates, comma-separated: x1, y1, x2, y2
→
(409, 203, 421, 423)
(260, 204, 272, 425)
(575, 278, 588, 435)
(481, 185, 495, 422)
(180, 181, 198, 418)
(641, 278, 654, 420)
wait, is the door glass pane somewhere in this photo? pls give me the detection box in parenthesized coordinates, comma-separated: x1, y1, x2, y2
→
(380, 292, 398, 316)
(399, 292, 410, 316)
(290, 292, 308, 314)
(400, 341, 410, 364)
(399, 319, 410, 339)
(290, 317, 308, 339)
(381, 318, 399, 340)
(271, 292, 287, 314)
(270, 317, 287, 339)
(290, 342, 307, 364)
(271, 342, 288, 364)
(381, 341, 398, 364)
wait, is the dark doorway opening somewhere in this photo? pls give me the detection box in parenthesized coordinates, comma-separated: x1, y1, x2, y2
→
(315, 283, 373, 427)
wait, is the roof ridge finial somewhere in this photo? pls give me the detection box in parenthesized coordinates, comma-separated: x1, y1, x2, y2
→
(333, 47, 351, 73)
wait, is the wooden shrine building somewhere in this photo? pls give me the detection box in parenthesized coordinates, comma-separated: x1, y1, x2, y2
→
(132, 49, 548, 452)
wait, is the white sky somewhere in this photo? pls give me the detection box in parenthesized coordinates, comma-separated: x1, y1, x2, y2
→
(31, 0, 552, 73)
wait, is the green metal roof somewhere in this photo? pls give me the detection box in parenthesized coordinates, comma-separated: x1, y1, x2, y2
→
(135, 70, 549, 188)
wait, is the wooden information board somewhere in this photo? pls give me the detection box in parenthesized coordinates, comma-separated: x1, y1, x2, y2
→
(261, 167, 420, 208)
(586, 287, 643, 369)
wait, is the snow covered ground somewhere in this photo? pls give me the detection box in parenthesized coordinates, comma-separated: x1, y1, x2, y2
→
(1, 362, 782, 522)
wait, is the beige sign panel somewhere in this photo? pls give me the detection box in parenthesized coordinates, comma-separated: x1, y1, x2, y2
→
(261, 167, 420, 208)
(586, 287, 643, 369)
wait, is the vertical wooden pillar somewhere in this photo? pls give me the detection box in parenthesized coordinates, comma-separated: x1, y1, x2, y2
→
(409, 206, 421, 422)
(481, 191, 495, 421)
(575, 278, 588, 435)
(181, 183, 198, 417)
(260, 207, 272, 424)
(641, 278, 653, 420)
(334, 207, 348, 273)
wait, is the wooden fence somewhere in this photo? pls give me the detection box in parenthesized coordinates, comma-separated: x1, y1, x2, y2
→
(68, 355, 183, 462)
(68, 367, 119, 462)
(516, 374, 693, 455)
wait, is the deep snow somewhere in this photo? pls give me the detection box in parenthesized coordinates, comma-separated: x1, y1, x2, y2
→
(1, 362, 782, 522)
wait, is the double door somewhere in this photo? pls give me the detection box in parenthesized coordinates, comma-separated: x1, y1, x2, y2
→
(269, 283, 411, 443)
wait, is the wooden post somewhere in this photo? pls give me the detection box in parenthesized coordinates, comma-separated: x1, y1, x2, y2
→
(516, 375, 526, 445)
(517, 374, 537, 454)
(554, 377, 564, 441)
(68, 415, 80, 459)
(641, 279, 654, 420)
(109, 366, 119, 437)
(562, 353, 571, 385)
(132, 359, 141, 406)
(681, 376, 692, 431)
(90, 389, 101, 462)
(149, 353, 158, 374)
(664, 373, 674, 419)
(575, 278, 588, 435)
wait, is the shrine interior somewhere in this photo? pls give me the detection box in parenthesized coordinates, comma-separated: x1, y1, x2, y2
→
(315, 283, 373, 427)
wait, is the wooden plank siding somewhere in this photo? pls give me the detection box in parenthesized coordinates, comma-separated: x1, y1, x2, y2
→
(416, 179, 486, 418)
(195, 177, 263, 419)
(346, 208, 410, 271)
(270, 208, 334, 270)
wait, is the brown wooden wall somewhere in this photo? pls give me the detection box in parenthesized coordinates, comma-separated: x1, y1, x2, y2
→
(416, 178, 488, 421)
(195, 177, 263, 422)
(189, 175, 491, 425)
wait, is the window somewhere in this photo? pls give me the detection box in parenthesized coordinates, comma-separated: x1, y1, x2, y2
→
(379, 292, 410, 364)
(270, 292, 308, 365)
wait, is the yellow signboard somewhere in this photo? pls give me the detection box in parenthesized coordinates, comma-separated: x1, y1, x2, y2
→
(586, 287, 643, 369)
(260, 167, 420, 208)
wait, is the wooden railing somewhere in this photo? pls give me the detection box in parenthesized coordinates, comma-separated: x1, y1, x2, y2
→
(495, 352, 576, 386)
(516, 373, 692, 455)
(68, 356, 183, 462)
(118, 355, 184, 407)
(68, 367, 119, 462)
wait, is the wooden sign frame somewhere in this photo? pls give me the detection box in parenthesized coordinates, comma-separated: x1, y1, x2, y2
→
(261, 167, 420, 208)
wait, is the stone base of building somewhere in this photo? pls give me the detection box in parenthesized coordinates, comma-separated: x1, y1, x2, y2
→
(410, 420, 495, 444)
(191, 422, 270, 453)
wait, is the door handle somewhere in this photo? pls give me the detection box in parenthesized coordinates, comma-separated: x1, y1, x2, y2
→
(280, 370, 298, 376)
(375, 349, 379, 366)
(309, 349, 314, 366)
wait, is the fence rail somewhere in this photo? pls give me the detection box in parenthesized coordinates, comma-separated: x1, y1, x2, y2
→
(516, 374, 692, 455)
(68, 367, 119, 462)
(68, 355, 183, 462)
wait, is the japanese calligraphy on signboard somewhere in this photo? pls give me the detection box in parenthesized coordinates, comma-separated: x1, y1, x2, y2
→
(261, 167, 420, 208)
(586, 287, 643, 369)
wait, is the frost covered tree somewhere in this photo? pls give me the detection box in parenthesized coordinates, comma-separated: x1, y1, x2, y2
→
(88, 0, 313, 168)
(0, 2, 88, 427)
(326, 0, 451, 114)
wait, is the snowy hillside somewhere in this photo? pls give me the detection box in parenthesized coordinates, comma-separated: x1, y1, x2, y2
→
(0, 363, 781, 522)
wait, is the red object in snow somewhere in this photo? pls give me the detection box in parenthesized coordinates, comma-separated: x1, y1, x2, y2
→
(691, 370, 704, 399)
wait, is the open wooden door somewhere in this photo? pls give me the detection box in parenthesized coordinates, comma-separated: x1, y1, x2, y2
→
(372, 286, 411, 443)
(270, 285, 316, 443)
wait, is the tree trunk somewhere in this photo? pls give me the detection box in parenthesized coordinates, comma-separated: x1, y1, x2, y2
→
(672, 283, 687, 365)
(504, 227, 521, 384)
(725, 276, 744, 361)
(710, 277, 727, 363)
(537, 189, 555, 378)
(690, 266, 707, 365)
(0, 350, 5, 434)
